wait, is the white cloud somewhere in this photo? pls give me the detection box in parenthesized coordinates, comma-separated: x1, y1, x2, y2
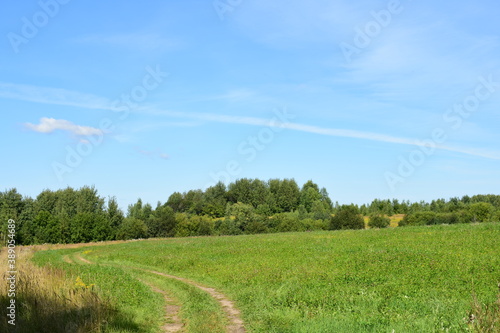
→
(25, 118, 103, 137)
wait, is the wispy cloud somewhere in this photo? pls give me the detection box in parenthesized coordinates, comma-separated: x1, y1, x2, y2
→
(134, 147, 169, 160)
(148, 108, 500, 160)
(210, 89, 257, 102)
(6, 81, 499, 161)
(130, 121, 201, 133)
(25, 117, 103, 137)
(74, 33, 179, 51)
(232, 0, 362, 45)
(0, 82, 115, 111)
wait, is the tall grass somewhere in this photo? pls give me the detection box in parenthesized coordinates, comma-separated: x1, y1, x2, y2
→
(467, 285, 500, 332)
(0, 247, 113, 332)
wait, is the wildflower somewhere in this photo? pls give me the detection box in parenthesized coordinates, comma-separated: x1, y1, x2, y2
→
(75, 276, 87, 288)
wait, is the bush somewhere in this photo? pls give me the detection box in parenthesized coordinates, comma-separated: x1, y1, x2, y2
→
(469, 202, 494, 222)
(329, 205, 364, 230)
(214, 218, 242, 235)
(368, 214, 390, 228)
(455, 210, 472, 224)
(195, 215, 215, 236)
(434, 212, 459, 225)
(399, 211, 437, 227)
(493, 210, 500, 222)
(116, 217, 148, 240)
(255, 204, 273, 217)
(245, 217, 268, 234)
(301, 218, 329, 231)
(274, 212, 305, 232)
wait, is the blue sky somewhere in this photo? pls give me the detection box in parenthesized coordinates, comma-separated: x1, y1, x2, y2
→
(1, 0, 499, 209)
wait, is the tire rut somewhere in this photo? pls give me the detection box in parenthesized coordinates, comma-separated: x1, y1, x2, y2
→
(138, 279, 184, 333)
(74, 252, 246, 333)
(143, 269, 246, 333)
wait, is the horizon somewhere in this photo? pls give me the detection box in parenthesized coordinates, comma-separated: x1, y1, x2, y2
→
(1, 0, 499, 210)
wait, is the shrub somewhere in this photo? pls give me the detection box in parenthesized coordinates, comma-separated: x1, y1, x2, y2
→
(368, 214, 390, 228)
(399, 211, 437, 226)
(493, 210, 500, 222)
(469, 202, 494, 222)
(457, 210, 474, 224)
(174, 213, 197, 237)
(195, 215, 215, 236)
(245, 217, 268, 234)
(214, 218, 242, 235)
(301, 218, 329, 231)
(256, 204, 273, 217)
(329, 205, 364, 230)
(116, 217, 148, 240)
(434, 212, 460, 225)
(274, 212, 305, 232)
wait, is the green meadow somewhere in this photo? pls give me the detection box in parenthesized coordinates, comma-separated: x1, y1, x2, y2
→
(32, 222, 500, 332)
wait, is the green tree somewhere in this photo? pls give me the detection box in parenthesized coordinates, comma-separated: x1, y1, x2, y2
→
(18, 198, 37, 245)
(70, 213, 95, 243)
(147, 204, 176, 238)
(0, 188, 25, 241)
(33, 211, 61, 244)
(184, 190, 204, 215)
(227, 178, 270, 208)
(202, 182, 227, 218)
(227, 202, 257, 232)
(35, 189, 58, 214)
(166, 192, 184, 212)
(300, 180, 322, 212)
(106, 196, 124, 239)
(75, 186, 105, 215)
(311, 200, 331, 220)
(319, 187, 333, 210)
(269, 178, 300, 213)
(92, 213, 113, 241)
(127, 199, 153, 221)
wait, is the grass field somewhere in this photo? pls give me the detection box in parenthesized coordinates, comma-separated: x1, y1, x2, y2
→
(27, 222, 500, 332)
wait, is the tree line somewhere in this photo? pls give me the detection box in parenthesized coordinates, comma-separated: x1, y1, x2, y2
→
(1, 179, 499, 245)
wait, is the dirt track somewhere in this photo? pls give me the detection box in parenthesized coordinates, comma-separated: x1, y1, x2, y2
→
(75, 252, 245, 333)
